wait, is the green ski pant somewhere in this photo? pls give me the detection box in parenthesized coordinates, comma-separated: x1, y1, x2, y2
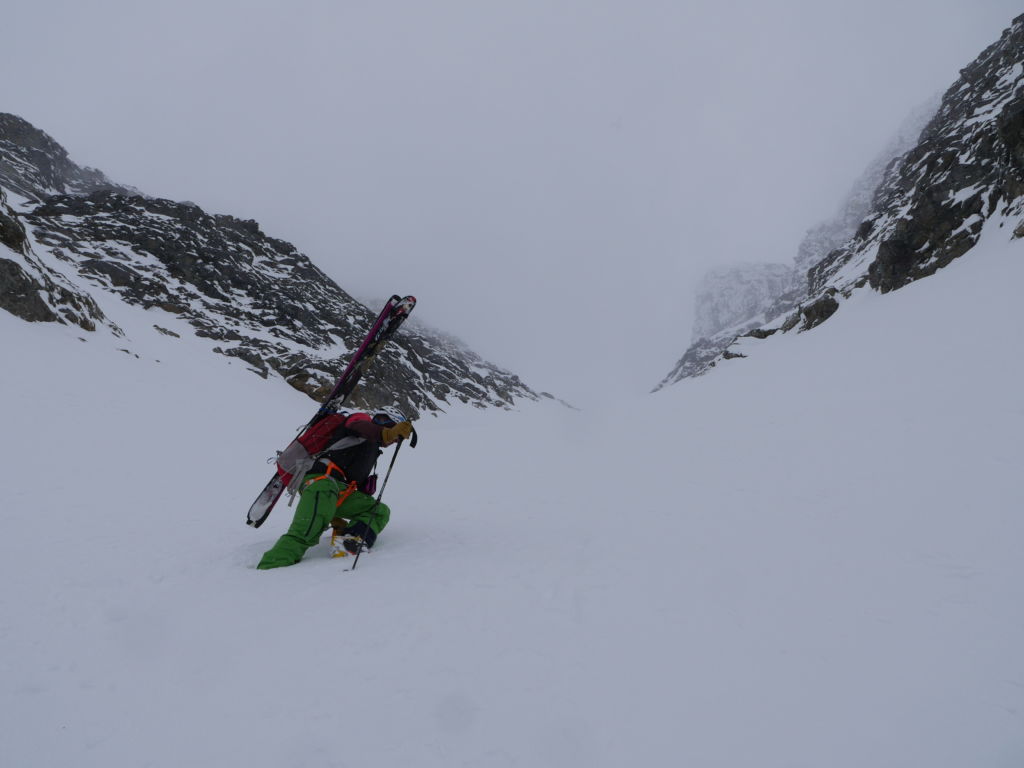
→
(257, 475, 390, 570)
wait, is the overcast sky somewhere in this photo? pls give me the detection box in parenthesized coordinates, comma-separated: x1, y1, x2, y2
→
(2, 1, 1019, 405)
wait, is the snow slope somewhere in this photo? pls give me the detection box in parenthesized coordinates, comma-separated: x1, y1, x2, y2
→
(2, 223, 1022, 767)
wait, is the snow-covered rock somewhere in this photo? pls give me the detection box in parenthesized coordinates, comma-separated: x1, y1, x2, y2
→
(657, 14, 1024, 388)
(0, 185, 111, 332)
(0, 114, 542, 415)
(0, 113, 136, 202)
(822, 17, 1024, 295)
(795, 95, 941, 278)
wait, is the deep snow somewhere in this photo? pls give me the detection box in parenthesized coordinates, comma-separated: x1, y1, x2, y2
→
(1, 222, 1022, 767)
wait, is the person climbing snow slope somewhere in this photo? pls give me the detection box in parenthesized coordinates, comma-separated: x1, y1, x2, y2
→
(257, 408, 413, 569)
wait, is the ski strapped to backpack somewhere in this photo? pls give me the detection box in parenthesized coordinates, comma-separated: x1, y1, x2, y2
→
(246, 295, 416, 528)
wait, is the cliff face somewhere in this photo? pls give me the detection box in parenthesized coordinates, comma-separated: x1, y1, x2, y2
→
(657, 14, 1024, 389)
(0, 114, 543, 415)
(814, 15, 1024, 296)
(795, 95, 942, 280)
(0, 184, 110, 332)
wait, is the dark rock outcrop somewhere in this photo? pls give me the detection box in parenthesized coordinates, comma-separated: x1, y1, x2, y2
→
(833, 15, 1024, 294)
(0, 186, 108, 330)
(799, 291, 839, 331)
(0, 195, 28, 253)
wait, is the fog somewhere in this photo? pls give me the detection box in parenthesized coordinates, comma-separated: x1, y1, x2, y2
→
(3, 0, 1018, 403)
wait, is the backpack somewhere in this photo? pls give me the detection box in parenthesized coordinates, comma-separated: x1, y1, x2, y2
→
(276, 412, 373, 498)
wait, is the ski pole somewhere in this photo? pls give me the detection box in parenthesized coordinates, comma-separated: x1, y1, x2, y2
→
(350, 437, 406, 571)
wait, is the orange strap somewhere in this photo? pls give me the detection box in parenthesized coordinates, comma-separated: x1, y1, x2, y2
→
(306, 460, 347, 485)
(303, 462, 359, 509)
(334, 480, 359, 509)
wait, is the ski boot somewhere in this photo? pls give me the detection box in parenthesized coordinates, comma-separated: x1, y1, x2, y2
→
(330, 529, 351, 558)
(330, 530, 366, 558)
(341, 534, 365, 556)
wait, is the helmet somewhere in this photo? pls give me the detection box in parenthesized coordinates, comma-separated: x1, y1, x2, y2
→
(372, 407, 406, 427)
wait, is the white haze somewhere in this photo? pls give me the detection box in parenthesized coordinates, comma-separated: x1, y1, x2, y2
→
(1, 0, 1019, 403)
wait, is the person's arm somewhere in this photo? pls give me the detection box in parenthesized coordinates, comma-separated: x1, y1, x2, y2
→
(343, 413, 412, 446)
(343, 417, 386, 445)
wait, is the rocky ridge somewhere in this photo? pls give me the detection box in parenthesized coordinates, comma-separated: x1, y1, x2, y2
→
(655, 101, 937, 391)
(656, 15, 1024, 389)
(0, 114, 542, 415)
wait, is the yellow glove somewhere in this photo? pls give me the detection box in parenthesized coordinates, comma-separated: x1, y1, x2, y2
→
(381, 420, 413, 445)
